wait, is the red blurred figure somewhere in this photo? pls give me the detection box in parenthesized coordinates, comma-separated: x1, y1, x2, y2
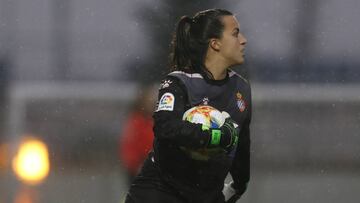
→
(119, 85, 157, 184)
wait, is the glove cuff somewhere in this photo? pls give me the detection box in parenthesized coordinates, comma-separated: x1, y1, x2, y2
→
(210, 129, 221, 146)
(201, 125, 222, 147)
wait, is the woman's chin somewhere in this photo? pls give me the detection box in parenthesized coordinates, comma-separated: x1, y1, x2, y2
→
(235, 58, 245, 65)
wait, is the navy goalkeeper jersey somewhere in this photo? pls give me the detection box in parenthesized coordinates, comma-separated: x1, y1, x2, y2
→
(135, 69, 251, 199)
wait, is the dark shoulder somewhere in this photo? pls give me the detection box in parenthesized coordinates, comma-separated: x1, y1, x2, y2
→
(159, 74, 187, 94)
(228, 69, 250, 85)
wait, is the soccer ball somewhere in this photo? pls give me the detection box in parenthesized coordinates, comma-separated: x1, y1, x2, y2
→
(181, 105, 227, 161)
(182, 105, 226, 128)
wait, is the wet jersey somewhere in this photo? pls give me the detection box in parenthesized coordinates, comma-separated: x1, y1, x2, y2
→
(145, 69, 251, 198)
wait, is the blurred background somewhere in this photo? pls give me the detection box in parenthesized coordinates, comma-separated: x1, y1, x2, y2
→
(1, 0, 360, 202)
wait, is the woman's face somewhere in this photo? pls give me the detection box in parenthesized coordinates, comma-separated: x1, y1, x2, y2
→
(218, 15, 247, 66)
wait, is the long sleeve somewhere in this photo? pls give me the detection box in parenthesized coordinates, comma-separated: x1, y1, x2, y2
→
(153, 76, 210, 149)
(230, 92, 252, 196)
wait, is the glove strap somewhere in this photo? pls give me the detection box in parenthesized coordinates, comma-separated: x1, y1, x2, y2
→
(201, 125, 221, 147)
(210, 129, 221, 146)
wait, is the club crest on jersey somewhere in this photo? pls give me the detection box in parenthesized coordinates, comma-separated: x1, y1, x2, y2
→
(236, 92, 246, 112)
(156, 92, 175, 111)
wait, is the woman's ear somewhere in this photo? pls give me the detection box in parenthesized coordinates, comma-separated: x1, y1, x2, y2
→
(209, 38, 221, 51)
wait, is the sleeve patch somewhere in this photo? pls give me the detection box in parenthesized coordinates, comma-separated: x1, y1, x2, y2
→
(156, 92, 175, 111)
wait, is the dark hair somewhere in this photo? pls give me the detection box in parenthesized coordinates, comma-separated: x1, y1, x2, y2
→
(170, 9, 233, 76)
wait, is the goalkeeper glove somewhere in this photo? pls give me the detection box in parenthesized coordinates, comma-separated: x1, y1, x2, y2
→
(207, 116, 239, 152)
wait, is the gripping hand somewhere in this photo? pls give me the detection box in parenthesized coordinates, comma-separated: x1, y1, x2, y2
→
(208, 111, 239, 152)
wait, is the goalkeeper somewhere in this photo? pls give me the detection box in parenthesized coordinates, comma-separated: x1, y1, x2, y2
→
(125, 8, 251, 203)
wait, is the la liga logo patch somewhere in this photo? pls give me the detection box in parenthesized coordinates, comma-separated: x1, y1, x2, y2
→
(236, 92, 246, 112)
(156, 92, 175, 111)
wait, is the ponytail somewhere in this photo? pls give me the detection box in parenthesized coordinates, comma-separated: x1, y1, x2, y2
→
(172, 16, 193, 71)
